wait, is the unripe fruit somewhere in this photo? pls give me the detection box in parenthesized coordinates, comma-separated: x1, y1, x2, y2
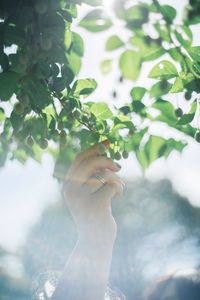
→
(119, 76, 124, 83)
(26, 135, 34, 147)
(15, 102, 24, 114)
(185, 92, 192, 101)
(114, 151, 121, 160)
(73, 110, 81, 119)
(41, 37, 52, 51)
(35, 1, 48, 14)
(175, 108, 183, 118)
(51, 129, 59, 137)
(82, 115, 89, 123)
(112, 90, 117, 98)
(39, 138, 48, 149)
(195, 131, 200, 143)
(58, 122, 64, 131)
(122, 150, 129, 159)
(59, 129, 66, 138)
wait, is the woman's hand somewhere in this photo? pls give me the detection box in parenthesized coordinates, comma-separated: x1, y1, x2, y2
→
(52, 141, 124, 300)
(63, 140, 124, 244)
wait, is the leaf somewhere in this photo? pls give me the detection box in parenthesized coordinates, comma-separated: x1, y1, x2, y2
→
(176, 113, 195, 125)
(150, 81, 172, 98)
(0, 71, 21, 100)
(90, 102, 113, 120)
(64, 30, 72, 49)
(170, 77, 184, 93)
(176, 100, 197, 125)
(66, 51, 81, 75)
(130, 87, 146, 101)
(71, 32, 84, 57)
(79, 9, 112, 32)
(153, 99, 177, 125)
(187, 47, 200, 62)
(119, 50, 141, 81)
(160, 5, 176, 23)
(132, 101, 145, 114)
(143, 47, 165, 61)
(174, 26, 192, 48)
(82, 0, 102, 6)
(100, 59, 112, 74)
(154, 22, 171, 43)
(145, 135, 166, 164)
(149, 60, 178, 80)
(72, 79, 97, 96)
(105, 35, 124, 51)
(10, 111, 24, 132)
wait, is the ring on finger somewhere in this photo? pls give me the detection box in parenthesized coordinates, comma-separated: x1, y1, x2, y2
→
(94, 173, 106, 185)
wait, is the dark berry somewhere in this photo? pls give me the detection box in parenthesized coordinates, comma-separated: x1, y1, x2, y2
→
(175, 108, 183, 118)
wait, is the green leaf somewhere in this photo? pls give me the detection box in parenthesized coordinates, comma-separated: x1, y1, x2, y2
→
(132, 101, 145, 114)
(64, 30, 72, 49)
(90, 102, 113, 120)
(153, 99, 177, 125)
(125, 5, 149, 28)
(170, 77, 184, 93)
(176, 100, 197, 125)
(154, 23, 171, 43)
(0, 71, 21, 100)
(149, 60, 178, 80)
(82, 0, 102, 6)
(79, 9, 112, 32)
(143, 47, 165, 61)
(174, 26, 192, 48)
(145, 135, 166, 164)
(150, 81, 172, 98)
(119, 50, 141, 81)
(168, 47, 183, 62)
(100, 59, 112, 74)
(66, 51, 81, 75)
(160, 5, 176, 23)
(71, 32, 84, 57)
(105, 35, 124, 51)
(187, 47, 200, 62)
(130, 87, 146, 101)
(72, 79, 97, 96)
(176, 113, 195, 125)
(10, 111, 24, 132)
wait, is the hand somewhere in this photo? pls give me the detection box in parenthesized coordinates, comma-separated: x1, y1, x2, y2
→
(63, 141, 124, 244)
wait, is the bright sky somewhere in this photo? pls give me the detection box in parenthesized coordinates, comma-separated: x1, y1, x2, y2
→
(0, 0, 200, 257)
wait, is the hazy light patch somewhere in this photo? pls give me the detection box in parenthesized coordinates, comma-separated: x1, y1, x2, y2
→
(0, 155, 59, 252)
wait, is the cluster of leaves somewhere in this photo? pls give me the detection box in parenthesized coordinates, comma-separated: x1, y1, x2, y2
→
(0, 0, 136, 177)
(0, 0, 200, 174)
(80, 0, 200, 169)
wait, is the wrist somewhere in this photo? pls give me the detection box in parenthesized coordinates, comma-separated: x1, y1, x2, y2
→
(78, 233, 115, 253)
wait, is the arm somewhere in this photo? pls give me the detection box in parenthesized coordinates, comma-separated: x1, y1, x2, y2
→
(52, 141, 124, 300)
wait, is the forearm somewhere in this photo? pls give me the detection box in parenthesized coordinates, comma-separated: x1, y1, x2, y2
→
(52, 237, 114, 300)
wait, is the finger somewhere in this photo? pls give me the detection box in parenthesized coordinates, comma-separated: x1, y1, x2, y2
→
(96, 180, 124, 203)
(72, 156, 121, 187)
(81, 169, 124, 195)
(66, 140, 110, 178)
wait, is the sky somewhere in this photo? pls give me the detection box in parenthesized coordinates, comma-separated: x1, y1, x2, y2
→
(0, 0, 200, 259)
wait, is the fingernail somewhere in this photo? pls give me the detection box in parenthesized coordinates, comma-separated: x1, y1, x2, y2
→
(115, 162, 121, 169)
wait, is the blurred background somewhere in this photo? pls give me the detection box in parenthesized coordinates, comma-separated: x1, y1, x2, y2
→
(1, 0, 200, 299)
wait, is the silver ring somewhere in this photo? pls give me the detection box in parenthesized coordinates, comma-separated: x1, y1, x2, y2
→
(94, 173, 106, 185)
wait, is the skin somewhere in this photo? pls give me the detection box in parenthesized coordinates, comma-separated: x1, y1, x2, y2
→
(52, 141, 124, 300)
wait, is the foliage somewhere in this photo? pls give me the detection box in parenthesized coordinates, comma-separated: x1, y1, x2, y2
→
(0, 0, 200, 175)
